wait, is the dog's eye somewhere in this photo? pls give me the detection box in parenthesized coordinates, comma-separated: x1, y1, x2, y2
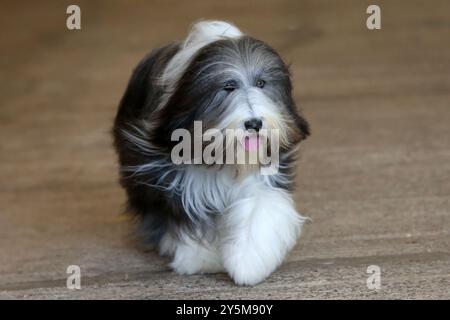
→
(223, 80, 237, 92)
(255, 79, 265, 88)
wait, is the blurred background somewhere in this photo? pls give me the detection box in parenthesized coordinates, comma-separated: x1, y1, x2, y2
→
(0, 0, 449, 299)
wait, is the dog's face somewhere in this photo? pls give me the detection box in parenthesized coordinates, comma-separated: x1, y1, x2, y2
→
(156, 36, 309, 155)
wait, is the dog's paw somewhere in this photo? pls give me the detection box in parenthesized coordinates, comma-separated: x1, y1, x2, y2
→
(169, 240, 224, 275)
(224, 259, 274, 286)
(221, 241, 281, 286)
(220, 189, 304, 286)
(170, 255, 223, 275)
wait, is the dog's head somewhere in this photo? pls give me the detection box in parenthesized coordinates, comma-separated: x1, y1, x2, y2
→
(153, 21, 309, 165)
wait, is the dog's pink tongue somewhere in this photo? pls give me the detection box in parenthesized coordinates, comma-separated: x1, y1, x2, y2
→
(244, 136, 260, 151)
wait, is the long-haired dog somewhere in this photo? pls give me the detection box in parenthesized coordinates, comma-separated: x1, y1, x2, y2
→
(113, 21, 310, 285)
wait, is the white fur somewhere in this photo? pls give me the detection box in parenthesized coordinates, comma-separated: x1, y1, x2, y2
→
(122, 114, 304, 286)
(177, 166, 234, 223)
(219, 179, 304, 285)
(161, 231, 224, 274)
(156, 20, 243, 111)
(163, 21, 242, 86)
(159, 172, 306, 286)
(215, 88, 293, 149)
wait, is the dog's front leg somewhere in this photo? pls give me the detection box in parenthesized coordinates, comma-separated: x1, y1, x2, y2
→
(219, 186, 305, 286)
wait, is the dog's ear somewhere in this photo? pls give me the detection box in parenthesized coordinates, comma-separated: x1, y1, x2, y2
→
(284, 64, 310, 141)
(293, 111, 310, 142)
(287, 91, 310, 142)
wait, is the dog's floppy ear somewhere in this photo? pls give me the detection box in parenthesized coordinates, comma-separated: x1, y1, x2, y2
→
(287, 94, 310, 142)
(284, 64, 310, 141)
(294, 111, 310, 141)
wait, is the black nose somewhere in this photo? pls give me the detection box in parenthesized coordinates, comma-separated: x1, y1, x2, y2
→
(244, 118, 263, 132)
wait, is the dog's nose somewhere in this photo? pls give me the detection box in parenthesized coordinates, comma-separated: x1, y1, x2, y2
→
(244, 118, 263, 132)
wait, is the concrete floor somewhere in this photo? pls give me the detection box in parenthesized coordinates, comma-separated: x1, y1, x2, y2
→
(0, 0, 449, 299)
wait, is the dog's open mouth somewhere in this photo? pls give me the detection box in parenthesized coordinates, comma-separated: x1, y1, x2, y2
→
(242, 135, 260, 151)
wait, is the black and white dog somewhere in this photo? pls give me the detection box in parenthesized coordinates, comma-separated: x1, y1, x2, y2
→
(113, 21, 310, 285)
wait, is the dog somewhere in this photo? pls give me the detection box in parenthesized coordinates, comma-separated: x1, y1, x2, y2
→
(113, 20, 310, 285)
